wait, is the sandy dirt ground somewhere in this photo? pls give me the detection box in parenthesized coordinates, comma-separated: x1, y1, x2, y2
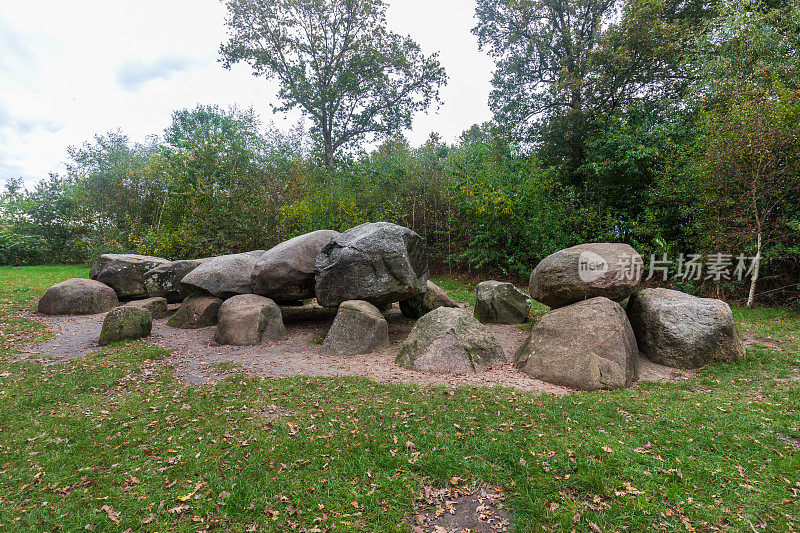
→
(18, 303, 692, 394)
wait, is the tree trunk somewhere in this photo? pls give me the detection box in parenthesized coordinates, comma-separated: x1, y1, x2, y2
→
(324, 139, 335, 169)
(747, 231, 762, 308)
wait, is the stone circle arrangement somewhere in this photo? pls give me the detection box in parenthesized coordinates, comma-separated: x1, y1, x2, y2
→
(37, 222, 747, 391)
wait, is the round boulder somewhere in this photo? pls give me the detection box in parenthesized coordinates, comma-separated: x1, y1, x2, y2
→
(180, 251, 264, 299)
(315, 222, 428, 308)
(123, 297, 170, 319)
(37, 278, 119, 316)
(516, 297, 639, 390)
(627, 288, 746, 369)
(399, 280, 460, 319)
(529, 243, 643, 309)
(167, 295, 223, 329)
(251, 230, 340, 302)
(98, 306, 152, 346)
(215, 295, 287, 346)
(322, 300, 390, 356)
(90, 254, 169, 299)
(397, 307, 504, 374)
(474, 281, 532, 325)
(143, 259, 206, 303)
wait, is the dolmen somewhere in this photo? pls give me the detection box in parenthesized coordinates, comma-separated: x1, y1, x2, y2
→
(36, 234, 748, 389)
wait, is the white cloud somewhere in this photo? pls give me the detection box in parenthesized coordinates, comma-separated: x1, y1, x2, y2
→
(0, 0, 493, 187)
(116, 56, 199, 91)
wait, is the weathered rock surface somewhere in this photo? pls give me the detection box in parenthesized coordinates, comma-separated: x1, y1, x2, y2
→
(516, 297, 639, 390)
(315, 222, 428, 308)
(214, 295, 287, 346)
(180, 251, 264, 298)
(37, 278, 119, 315)
(251, 230, 340, 302)
(529, 243, 643, 309)
(123, 297, 170, 319)
(167, 295, 223, 329)
(397, 307, 504, 374)
(90, 254, 169, 299)
(399, 280, 459, 319)
(143, 259, 206, 303)
(98, 306, 152, 346)
(322, 300, 390, 356)
(627, 288, 746, 369)
(474, 281, 531, 325)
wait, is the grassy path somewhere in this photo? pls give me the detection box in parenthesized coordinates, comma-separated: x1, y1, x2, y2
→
(0, 266, 798, 532)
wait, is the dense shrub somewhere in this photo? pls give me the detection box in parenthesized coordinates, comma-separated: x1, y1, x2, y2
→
(0, 231, 48, 266)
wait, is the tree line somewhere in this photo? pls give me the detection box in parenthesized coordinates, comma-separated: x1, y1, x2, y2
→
(1, 0, 799, 306)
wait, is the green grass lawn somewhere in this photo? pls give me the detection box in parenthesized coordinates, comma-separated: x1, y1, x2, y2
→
(1, 266, 799, 532)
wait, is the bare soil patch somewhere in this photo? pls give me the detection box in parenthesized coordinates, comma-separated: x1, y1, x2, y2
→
(411, 482, 510, 533)
(19, 303, 684, 394)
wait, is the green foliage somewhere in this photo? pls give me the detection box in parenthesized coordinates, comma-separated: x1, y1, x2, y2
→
(0, 231, 48, 266)
(220, 0, 447, 166)
(445, 128, 579, 275)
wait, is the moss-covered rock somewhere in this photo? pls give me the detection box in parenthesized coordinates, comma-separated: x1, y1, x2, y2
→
(98, 306, 152, 346)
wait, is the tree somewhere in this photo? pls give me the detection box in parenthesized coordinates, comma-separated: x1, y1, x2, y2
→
(695, 0, 800, 306)
(473, 0, 707, 175)
(219, 0, 447, 167)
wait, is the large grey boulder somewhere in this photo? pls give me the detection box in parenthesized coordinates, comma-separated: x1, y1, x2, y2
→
(474, 281, 532, 325)
(627, 288, 746, 369)
(315, 222, 428, 308)
(143, 259, 206, 303)
(397, 307, 504, 374)
(215, 294, 287, 346)
(516, 297, 639, 390)
(180, 251, 264, 299)
(322, 300, 390, 356)
(167, 295, 223, 329)
(90, 254, 170, 299)
(123, 297, 170, 319)
(98, 306, 152, 346)
(251, 230, 340, 302)
(529, 243, 643, 309)
(399, 280, 460, 319)
(37, 278, 119, 316)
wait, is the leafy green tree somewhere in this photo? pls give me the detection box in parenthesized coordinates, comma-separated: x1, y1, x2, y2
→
(694, 0, 800, 306)
(220, 0, 447, 167)
(474, 0, 709, 178)
(66, 131, 162, 249)
(157, 105, 290, 257)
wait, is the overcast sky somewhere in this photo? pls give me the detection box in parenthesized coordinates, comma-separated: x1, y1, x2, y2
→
(0, 1, 495, 187)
